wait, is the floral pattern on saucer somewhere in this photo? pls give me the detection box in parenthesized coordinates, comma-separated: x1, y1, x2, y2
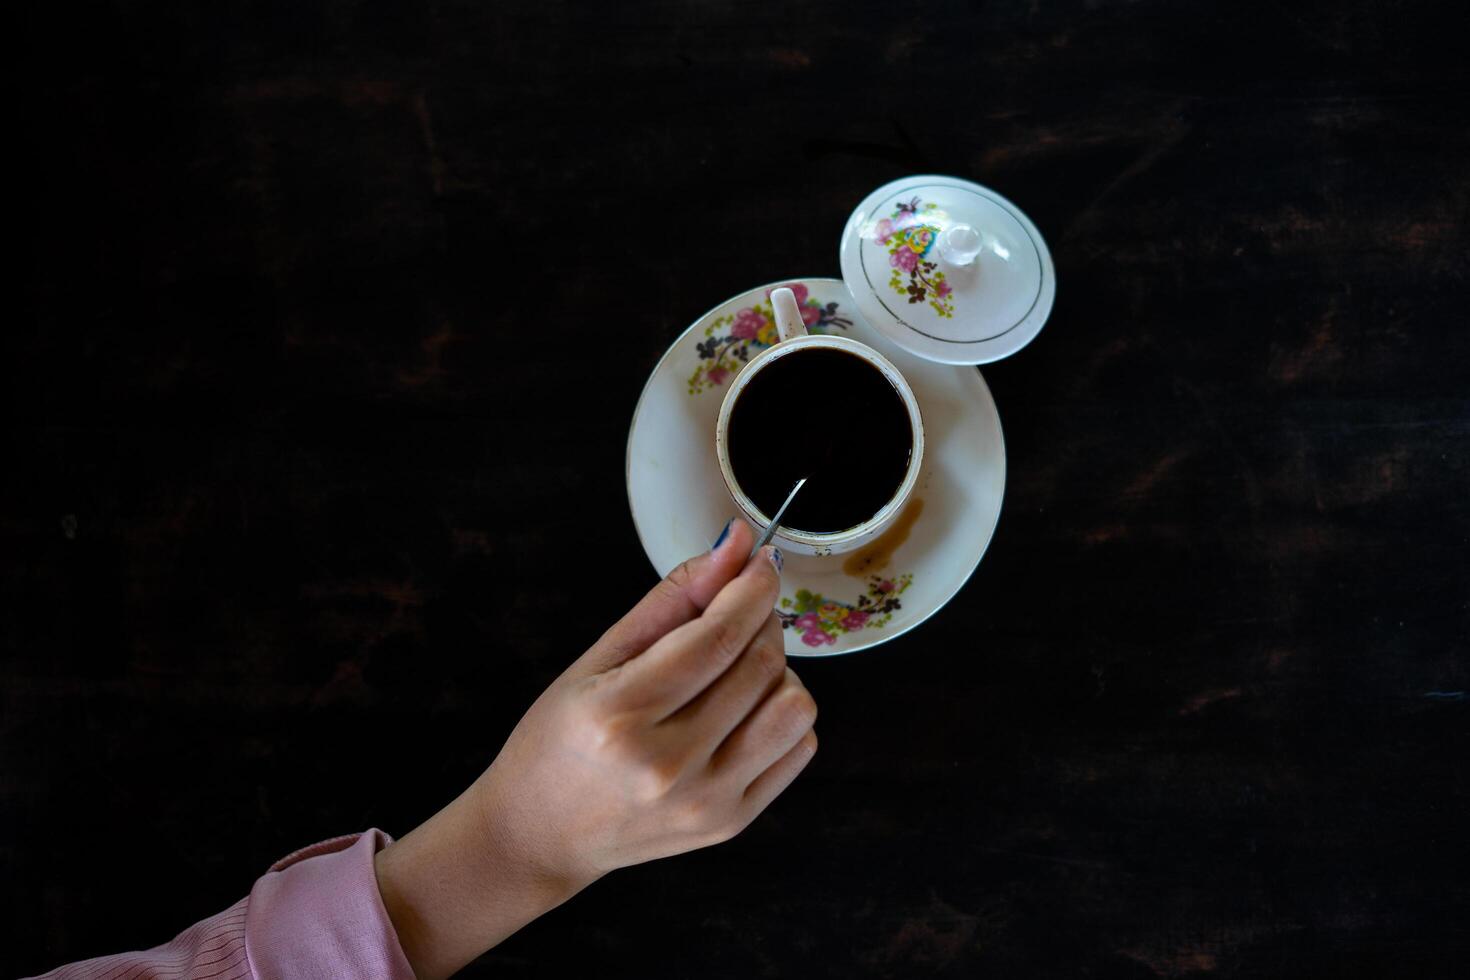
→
(877, 198, 955, 318)
(686, 282, 853, 394)
(777, 573, 914, 647)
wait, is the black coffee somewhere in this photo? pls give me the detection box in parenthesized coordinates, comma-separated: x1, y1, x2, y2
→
(728, 348, 912, 534)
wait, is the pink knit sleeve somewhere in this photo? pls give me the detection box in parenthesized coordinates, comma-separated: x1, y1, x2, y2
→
(28, 829, 416, 980)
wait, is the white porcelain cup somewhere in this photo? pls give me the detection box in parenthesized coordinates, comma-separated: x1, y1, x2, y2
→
(714, 287, 925, 557)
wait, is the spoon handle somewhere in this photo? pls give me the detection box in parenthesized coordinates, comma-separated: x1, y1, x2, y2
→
(751, 478, 807, 556)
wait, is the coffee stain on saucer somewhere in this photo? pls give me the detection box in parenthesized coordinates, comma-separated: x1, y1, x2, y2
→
(842, 498, 923, 578)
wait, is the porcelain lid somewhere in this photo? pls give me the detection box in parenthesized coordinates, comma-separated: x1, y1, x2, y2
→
(838, 174, 1056, 365)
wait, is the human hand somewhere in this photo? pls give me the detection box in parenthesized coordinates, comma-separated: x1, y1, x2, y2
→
(375, 520, 817, 979)
(472, 519, 817, 886)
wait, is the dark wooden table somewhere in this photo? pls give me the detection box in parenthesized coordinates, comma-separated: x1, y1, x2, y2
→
(7, 2, 1468, 977)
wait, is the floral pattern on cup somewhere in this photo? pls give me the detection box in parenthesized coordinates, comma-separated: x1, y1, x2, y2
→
(687, 282, 853, 395)
(776, 573, 914, 647)
(877, 198, 955, 319)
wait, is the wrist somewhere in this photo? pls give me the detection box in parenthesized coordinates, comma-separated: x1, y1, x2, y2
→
(467, 763, 601, 901)
(374, 782, 590, 980)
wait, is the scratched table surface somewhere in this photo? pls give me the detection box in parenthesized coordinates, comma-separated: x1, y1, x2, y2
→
(6, 2, 1469, 977)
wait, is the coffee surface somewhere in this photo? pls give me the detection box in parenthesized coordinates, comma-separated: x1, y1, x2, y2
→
(728, 348, 912, 534)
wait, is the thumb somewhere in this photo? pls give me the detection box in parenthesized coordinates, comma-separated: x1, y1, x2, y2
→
(574, 518, 755, 676)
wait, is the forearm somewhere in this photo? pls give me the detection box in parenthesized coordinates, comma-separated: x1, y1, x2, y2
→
(373, 772, 593, 980)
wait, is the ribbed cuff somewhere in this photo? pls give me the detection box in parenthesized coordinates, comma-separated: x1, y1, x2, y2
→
(245, 829, 415, 980)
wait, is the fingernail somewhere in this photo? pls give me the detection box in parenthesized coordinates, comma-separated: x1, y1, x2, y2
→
(768, 546, 784, 572)
(710, 518, 735, 553)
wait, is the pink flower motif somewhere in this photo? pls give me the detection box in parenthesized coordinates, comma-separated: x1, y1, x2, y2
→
(908, 227, 935, 254)
(890, 246, 919, 273)
(802, 628, 837, 647)
(706, 366, 728, 386)
(877, 579, 895, 593)
(936, 281, 953, 298)
(874, 218, 894, 243)
(800, 304, 821, 326)
(765, 283, 809, 305)
(795, 612, 821, 630)
(730, 308, 766, 340)
(840, 610, 869, 630)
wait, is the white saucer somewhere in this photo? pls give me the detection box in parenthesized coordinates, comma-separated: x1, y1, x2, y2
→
(626, 278, 1006, 657)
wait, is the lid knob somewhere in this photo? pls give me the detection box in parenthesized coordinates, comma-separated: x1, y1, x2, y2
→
(939, 223, 982, 266)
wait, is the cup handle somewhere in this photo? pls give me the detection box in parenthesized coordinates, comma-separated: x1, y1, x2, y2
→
(769, 287, 808, 343)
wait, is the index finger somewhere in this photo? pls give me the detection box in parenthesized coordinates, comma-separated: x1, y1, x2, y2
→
(573, 518, 754, 677)
(610, 545, 783, 717)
